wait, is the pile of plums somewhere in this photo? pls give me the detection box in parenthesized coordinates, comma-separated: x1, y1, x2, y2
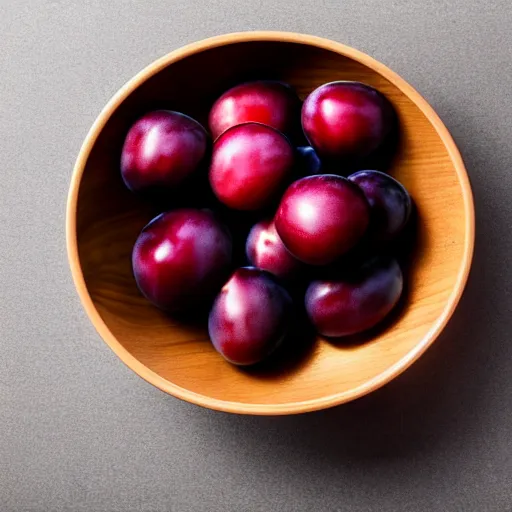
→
(121, 80, 413, 366)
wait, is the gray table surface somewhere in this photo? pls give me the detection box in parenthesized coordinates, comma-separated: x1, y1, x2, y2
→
(1, 1, 512, 511)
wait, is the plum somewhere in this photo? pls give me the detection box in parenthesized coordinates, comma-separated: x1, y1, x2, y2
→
(349, 170, 412, 242)
(302, 81, 394, 162)
(274, 174, 370, 265)
(295, 146, 322, 177)
(132, 209, 232, 311)
(121, 110, 209, 192)
(208, 267, 293, 365)
(305, 257, 403, 337)
(246, 219, 303, 280)
(209, 123, 294, 210)
(209, 81, 299, 140)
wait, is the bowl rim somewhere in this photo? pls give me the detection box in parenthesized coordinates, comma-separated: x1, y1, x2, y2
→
(66, 31, 475, 415)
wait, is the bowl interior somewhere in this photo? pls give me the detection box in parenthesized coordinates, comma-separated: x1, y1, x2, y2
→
(73, 39, 471, 413)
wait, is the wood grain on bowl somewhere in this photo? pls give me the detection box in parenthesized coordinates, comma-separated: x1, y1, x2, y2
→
(66, 32, 474, 415)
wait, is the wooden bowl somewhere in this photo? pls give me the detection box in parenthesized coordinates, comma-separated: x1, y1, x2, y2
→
(67, 32, 474, 415)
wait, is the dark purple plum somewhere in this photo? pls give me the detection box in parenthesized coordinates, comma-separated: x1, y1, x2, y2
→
(209, 123, 294, 210)
(246, 219, 303, 280)
(121, 110, 209, 192)
(208, 267, 292, 365)
(209, 81, 299, 140)
(349, 170, 412, 242)
(132, 209, 232, 311)
(305, 257, 403, 337)
(274, 174, 370, 265)
(302, 81, 394, 162)
(295, 146, 322, 177)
